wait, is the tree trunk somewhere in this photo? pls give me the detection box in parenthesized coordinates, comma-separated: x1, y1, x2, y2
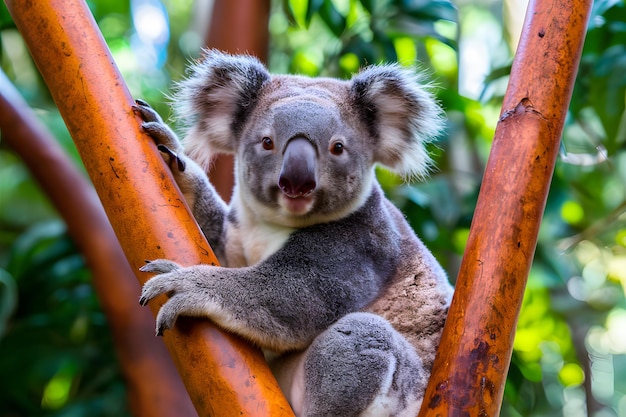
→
(0, 69, 195, 417)
(418, 0, 592, 415)
(4, 1, 293, 416)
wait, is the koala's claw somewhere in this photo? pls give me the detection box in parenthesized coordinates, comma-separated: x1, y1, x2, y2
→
(138, 295, 148, 307)
(157, 144, 186, 172)
(133, 99, 182, 152)
(134, 98, 151, 108)
(154, 293, 188, 335)
(138, 259, 183, 307)
(140, 259, 182, 273)
(132, 99, 162, 124)
(139, 261, 197, 335)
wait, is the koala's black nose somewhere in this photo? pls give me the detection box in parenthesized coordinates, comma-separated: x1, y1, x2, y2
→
(279, 137, 317, 198)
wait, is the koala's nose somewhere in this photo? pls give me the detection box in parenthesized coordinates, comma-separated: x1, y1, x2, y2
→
(279, 137, 317, 198)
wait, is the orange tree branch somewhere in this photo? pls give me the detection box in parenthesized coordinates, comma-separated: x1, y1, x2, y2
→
(0, 69, 195, 417)
(4, 1, 292, 416)
(418, 0, 592, 415)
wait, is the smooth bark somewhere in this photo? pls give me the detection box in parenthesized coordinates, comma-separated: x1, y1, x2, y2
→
(418, 0, 592, 415)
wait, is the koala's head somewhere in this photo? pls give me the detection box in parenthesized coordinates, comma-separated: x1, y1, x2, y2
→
(176, 50, 444, 227)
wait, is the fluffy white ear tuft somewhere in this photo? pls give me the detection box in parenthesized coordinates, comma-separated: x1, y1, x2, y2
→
(350, 64, 445, 181)
(172, 49, 270, 170)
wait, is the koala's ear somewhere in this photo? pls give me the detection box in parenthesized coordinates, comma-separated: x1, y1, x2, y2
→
(350, 65, 444, 181)
(174, 49, 270, 167)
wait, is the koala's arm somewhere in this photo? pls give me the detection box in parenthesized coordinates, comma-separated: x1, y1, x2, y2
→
(133, 100, 228, 258)
(140, 201, 394, 351)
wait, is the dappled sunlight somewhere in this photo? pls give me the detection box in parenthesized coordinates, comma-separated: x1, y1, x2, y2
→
(41, 363, 75, 410)
(131, 0, 169, 68)
(588, 309, 626, 355)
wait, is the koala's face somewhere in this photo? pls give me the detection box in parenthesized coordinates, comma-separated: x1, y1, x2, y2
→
(178, 50, 444, 228)
(236, 78, 375, 227)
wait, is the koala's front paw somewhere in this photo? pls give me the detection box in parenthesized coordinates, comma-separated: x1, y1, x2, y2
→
(139, 259, 196, 336)
(133, 99, 210, 202)
(133, 99, 186, 170)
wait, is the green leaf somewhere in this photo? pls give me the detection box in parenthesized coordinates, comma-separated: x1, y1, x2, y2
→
(287, 0, 308, 27)
(399, 0, 458, 22)
(0, 268, 17, 338)
(589, 45, 626, 153)
(359, 0, 379, 15)
(589, 0, 623, 29)
(319, 0, 347, 37)
(5, 221, 73, 279)
(390, 15, 456, 49)
(306, 0, 325, 26)
(281, 0, 299, 26)
(0, 2, 14, 31)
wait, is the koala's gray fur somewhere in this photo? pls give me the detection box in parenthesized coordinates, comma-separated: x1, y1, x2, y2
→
(136, 49, 453, 417)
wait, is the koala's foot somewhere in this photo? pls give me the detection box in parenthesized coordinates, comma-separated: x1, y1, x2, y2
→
(301, 312, 425, 417)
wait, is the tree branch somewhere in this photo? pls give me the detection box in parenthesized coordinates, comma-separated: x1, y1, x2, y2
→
(419, 0, 592, 415)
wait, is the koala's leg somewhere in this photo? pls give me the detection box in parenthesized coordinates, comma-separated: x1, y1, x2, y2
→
(297, 312, 425, 417)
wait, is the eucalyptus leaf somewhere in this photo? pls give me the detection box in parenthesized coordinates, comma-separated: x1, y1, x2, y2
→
(0, 2, 14, 31)
(400, 0, 457, 22)
(318, 0, 347, 37)
(305, 0, 324, 26)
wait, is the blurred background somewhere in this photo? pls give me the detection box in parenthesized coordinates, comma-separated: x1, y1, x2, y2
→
(0, 0, 625, 415)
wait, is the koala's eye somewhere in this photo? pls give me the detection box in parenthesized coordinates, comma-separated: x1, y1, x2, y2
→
(262, 137, 274, 150)
(330, 141, 344, 156)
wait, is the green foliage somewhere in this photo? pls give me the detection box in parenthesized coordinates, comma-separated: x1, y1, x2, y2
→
(274, 0, 456, 76)
(0, 221, 128, 417)
(1, 0, 625, 416)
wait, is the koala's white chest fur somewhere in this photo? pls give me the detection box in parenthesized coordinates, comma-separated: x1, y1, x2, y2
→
(223, 195, 295, 267)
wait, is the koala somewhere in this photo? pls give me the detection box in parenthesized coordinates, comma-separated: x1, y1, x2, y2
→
(135, 50, 453, 417)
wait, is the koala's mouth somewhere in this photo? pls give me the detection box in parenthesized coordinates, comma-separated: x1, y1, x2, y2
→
(281, 188, 314, 199)
(279, 193, 315, 216)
